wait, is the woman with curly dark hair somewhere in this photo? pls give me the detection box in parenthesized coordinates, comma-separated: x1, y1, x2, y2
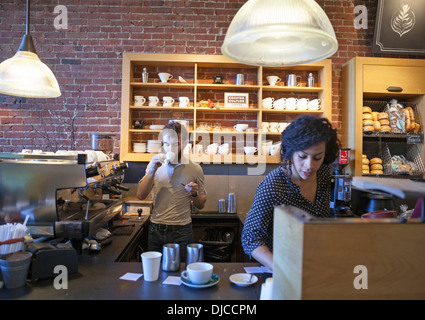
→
(242, 115, 340, 270)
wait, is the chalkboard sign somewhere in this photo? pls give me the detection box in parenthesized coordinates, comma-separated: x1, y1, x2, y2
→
(407, 133, 424, 144)
(373, 0, 425, 55)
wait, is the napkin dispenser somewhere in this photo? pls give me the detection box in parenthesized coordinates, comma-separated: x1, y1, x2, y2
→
(27, 243, 78, 281)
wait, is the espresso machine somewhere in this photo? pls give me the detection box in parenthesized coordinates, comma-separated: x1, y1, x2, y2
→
(330, 148, 353, 217)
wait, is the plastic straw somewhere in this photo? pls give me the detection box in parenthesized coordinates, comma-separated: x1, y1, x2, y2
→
(0, 220, 27, 255)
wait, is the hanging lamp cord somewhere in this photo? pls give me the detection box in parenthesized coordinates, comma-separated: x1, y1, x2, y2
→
(26, 0, 30, 35)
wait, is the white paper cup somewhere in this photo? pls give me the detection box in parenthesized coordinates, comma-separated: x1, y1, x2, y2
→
(141, 251, 162, 282)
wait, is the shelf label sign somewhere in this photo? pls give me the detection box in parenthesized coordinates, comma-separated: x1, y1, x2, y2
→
(407, 134, 424, 144)
(224, 93, 249, 108)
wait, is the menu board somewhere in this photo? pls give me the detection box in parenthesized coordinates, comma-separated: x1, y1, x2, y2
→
(373, 0, 425, 55)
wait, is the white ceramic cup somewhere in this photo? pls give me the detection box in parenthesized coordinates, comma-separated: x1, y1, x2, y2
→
(297, 98, 309, 110)
(179, 96, 190, 107)
(181, 262, 213, 285)
(233, 123, 249, 132)
(262, 97, 274, 109)
(134, 95, 146, 106)
(158, 72, 173, 83)
(205, 143, 218, 155)
(163, 96, 175, 107)
(194, 144, 203, 155)
(278, 122, 288, 132)
(270, 142, 281, 156)
(285, 97, 297, 110)
(308, 99, 321, 110)
(149, 96, 159, 106)
(273, 98, 286, 110)
(266, 76, 281, 86)
(244, 146, 258, 155)
(218, 143, 230, 155)
(141, 251, 162, 282)
(269, 122, 279, 133)
(261, 122, 269, 132)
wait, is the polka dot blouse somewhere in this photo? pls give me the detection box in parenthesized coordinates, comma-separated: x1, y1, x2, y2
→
(241, 164, 331, 255)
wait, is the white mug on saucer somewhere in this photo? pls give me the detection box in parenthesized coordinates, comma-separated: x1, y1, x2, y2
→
(134, 95, 146, 106)
(149, 96, 159, 106)
(266, 76, 281, 86)
(261, 122, 270, 132)
(158, 72, 173, 83)
(218, 143, 230, 155)
(181, 262, 213, 285)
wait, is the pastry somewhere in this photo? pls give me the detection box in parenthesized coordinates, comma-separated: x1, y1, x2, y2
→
(363, 106, 372, 113)
(371, 163, 383, 170)
(370, 158, 382, 165)
(371, 169, 384, 175)
(363, 119, 374, 126)
(362, 113, 372, 120)
(380, 125, 391, 132)
(362, 158, 370, 165)
(363, 125, 374, 132)
(378, 112, 389, 120)
(373, 121, 381, 132)
(371, 112, 379, 122)
(379, 119, 390, 126)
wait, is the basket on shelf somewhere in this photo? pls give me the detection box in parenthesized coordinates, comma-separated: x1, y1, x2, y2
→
(382, 143, 425, 176)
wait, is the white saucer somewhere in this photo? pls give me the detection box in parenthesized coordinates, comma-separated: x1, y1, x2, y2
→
(229, 273, 258, 287)
(181, 274, 220, 288)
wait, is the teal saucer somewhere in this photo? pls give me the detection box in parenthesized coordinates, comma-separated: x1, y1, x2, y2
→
(181, 274, 220, 288)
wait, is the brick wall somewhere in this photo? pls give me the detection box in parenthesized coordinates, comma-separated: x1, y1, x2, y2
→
(0, 0, 419, 152)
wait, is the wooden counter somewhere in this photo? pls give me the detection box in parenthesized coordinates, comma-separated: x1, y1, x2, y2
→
(273, 205, 425, 300)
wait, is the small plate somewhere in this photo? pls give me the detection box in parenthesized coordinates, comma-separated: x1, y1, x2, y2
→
(181, 274, 220, 288)
(229, 273, 258, 287)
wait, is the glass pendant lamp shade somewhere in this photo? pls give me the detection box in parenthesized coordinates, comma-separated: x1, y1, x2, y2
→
(0, 50, 61, 98)
(0, 0, 61, 98)
(221, 0, 338, 67)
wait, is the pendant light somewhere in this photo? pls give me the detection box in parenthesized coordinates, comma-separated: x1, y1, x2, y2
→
(221, 0, 338, 67)
(0, 0, 61, 98)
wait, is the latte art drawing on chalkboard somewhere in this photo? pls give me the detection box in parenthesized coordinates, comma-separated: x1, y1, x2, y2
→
(391, 4, 415, 37)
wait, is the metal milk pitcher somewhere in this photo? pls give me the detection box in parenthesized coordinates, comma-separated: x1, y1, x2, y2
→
(286, 74, 301, 87)
(162, 243, 180, 271)
(227, 193, 237, 213)
(186, 243, 204, 265)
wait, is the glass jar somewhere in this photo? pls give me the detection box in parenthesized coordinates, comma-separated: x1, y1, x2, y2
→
(90, 133, 115, 154)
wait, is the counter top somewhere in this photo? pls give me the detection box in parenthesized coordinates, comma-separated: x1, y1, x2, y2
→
(0, 215, 264, 300)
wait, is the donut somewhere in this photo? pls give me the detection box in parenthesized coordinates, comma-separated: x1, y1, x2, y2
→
(362, 158, 370, 165)
(363, 113, 372, 120)
(379, 119, 390, 126)
(363, 125, 374, 132)
(363, 119, 374, 126)
(371, 169, 384, 175)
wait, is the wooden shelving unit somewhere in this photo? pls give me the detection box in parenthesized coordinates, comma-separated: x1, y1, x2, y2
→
(120, 53, 332, 163)
(342, 57, 425, 177)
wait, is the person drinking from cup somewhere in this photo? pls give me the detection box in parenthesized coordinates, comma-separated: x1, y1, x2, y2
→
(241, 115, 340, 271)
(137, 122, 207, 261)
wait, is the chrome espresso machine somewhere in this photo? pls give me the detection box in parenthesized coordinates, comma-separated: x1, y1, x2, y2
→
(0, 152, 128, 248)
(330, 148, 353, 217)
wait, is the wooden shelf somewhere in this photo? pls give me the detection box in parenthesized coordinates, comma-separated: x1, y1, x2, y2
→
(342, 57, 425, 177)
(121, 53, 332, 163)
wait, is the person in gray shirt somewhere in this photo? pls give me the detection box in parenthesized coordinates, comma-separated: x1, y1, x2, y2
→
(137, 122, 207, 261)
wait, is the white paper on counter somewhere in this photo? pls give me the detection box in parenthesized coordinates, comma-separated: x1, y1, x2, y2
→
(244, 266, 272, 274)
(119, 273, 144, 281)
(162, 276, 181, 286)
